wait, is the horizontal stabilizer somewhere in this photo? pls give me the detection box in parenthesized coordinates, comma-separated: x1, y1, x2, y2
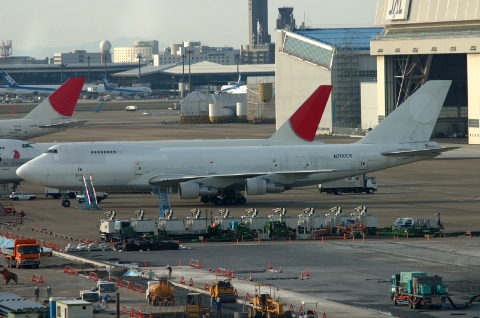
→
(382, 147, 459, 157)
(39, 120, 87, 129)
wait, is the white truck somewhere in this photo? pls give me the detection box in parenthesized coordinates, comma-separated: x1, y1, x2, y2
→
(318, 174, 377, 195)
(45, 187, 77, 199)
(79, 290, 102, 313)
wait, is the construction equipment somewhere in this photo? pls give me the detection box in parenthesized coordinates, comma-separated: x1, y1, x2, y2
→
(147, 277, 176, 306)
(209, 277, 236, 303)
(248, 284, 292, 318)
(185, 292, 210, 318)
(391, 272, 449, 309)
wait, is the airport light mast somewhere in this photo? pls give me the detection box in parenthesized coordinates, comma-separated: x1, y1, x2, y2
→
(137, 54, 142, 82)
(187, 49, 193, 93)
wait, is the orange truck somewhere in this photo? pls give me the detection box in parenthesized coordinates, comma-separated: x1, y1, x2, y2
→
(0, 239, 41, 268)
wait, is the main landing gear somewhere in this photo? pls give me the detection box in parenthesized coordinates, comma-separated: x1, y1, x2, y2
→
(200, 193, 247, 206)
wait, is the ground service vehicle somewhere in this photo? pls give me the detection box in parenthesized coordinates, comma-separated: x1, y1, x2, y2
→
(185, 293, 210, 318)
(80, 290, 102, 313)
(45, 187, 76, 199)
(147, 278, 176, 306)
(96, 281, 117, 302)
(0, 238, 41, 268)
(300, 301, 318, 318)
(391, 272, 449, 309)
(248, 284, 292, 318)
(318, 174, 377, 195)
(209, 278, 236, 303)
(9, 191, 36, 200)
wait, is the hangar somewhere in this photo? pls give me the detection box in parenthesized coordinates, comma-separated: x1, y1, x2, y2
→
(276, 0, 480, 144)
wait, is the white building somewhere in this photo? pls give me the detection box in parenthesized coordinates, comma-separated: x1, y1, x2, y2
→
(113, 40, 157, 64)
(154, 41, 240, 66)
(53, 50, 103, 64)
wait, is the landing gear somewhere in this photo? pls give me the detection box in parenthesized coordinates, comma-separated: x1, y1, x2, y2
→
(200, 193, 247, 206)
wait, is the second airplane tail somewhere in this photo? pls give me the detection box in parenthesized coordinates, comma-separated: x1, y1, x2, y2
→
(2, 71, 20, 88)
(24, 78, 86, 120)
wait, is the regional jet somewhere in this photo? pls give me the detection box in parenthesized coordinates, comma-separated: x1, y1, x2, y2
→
(17, 81, 454, 206)
(0, 77, 86, 140)
(101, 76, 152, 98)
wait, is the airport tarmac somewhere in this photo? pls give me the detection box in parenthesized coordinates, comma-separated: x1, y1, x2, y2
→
(1, 101, 480, 318)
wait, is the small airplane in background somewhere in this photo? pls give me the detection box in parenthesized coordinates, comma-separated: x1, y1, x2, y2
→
(220, 75, 247, 94)
(17, 81, 455, 207)
(1, 71, 103, 98)
(0, 77, 86, 140)
(101, 75, 152, 98)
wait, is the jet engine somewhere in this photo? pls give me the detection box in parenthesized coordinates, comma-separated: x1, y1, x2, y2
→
(178, 182, 219, 199)
(245, 178, 285, 195)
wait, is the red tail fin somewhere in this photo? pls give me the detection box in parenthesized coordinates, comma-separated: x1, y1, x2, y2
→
(290, 85, 332, 142)
(48, 78, 86, 116)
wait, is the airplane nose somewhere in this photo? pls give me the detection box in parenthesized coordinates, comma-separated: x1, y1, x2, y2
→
(16, 162, 35, 181)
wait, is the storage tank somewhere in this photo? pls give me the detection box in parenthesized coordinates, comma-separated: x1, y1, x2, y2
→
(171, 44, 181, 55)
(236, 102, 247, 122)
(258, 83, 273, 102)
(209, 102, 222, 123)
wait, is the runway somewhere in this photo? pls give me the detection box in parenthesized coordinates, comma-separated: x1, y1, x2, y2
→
(1, 102, 480, 317)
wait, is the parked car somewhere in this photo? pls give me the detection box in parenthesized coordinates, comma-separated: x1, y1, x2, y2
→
(10, 192, 36, 200)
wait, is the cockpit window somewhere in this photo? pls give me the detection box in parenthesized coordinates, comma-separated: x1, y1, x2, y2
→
(22, 143, 34, 148)
(46, 149, 58, 154)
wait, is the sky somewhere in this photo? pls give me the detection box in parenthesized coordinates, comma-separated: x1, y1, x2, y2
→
(1, 0, 378, 59)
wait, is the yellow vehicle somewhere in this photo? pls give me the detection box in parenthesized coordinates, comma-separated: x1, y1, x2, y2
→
(147, 278, 176, 306)
(185, 292, 210, 318)
(248, 284, 292, 318)
(209, 277, 236, 303)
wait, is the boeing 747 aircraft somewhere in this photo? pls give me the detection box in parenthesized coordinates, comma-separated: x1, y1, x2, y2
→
(0, 85, 332, 191)
(17, 81, 454, 206)
(101, 76, 152, 98)
(0, 77, 86, 140)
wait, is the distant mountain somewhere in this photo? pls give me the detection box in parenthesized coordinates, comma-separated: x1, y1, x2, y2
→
(14, 37, 167, 60)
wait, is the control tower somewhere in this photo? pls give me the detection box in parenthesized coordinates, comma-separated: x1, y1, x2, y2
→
(276, 7, 296, 31)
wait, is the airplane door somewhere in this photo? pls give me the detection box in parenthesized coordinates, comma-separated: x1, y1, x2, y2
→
(208, 161, 215, 175)
(133, 161, 143, 176)
(358, 156, 367, 170)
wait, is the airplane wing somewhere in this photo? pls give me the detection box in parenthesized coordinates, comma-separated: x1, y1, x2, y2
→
(381, 147, 459, 157)
(148, 169, 335, 189)
(39, 120, 88, 128)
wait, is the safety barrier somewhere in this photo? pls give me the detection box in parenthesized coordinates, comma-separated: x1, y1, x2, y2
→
(88, 272, 98, 282)
(189, 259, 202, 268)
(31, 274, 44, 284)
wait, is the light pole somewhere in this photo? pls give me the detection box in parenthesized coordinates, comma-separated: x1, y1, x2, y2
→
(235, 54, 240, 79)
(187, 50, 193, 93)
(104, 55, 107, 79)
(60, 63, 67, 84)
(87, 56, 90, 83)
(137, 54, 142, 82)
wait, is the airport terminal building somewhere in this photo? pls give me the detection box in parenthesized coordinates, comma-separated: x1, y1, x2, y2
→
(276, 0, 480, 144)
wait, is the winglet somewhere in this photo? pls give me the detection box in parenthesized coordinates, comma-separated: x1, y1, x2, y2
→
(48, 78, 86, 116)
(2, 71, 19, 88)
(270, 85, 332, 142)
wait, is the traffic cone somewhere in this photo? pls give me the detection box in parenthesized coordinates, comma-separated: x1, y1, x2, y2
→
(209, 264, 212, 271)
(249, 274, 253, 281)
(279, 267, 283, 273)
(245, 293, 251, 301)
(268, 262, 272, 269)
(300, 273, 304, 280)
(305, 269, 309, 277)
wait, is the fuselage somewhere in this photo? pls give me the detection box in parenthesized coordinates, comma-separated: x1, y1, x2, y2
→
(0, 118, 81, 140)
(16, 141, 439, 192)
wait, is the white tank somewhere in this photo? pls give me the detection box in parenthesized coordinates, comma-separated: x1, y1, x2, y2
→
(236, 102, 247, 116)
(158, 218, 185, 235)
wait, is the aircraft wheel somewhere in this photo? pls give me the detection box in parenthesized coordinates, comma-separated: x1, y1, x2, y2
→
(237, 197, 247, 205)
(62, 200, 71, 207)
(200, 196, 210, 204)
(213, 197, 223, 206)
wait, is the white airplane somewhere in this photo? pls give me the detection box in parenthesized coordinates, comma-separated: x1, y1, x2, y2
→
(1, 85, 332, 190)
(17, 81, 454, 206)
(101, 75, 152, 98)
(2, 71, 103, 98)
(220, 75, 247, 94)
(0, 77, 86, 140)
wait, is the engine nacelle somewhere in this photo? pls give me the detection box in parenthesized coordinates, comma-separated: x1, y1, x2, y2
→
(178, 182, 218, 199)
(245, 178, 286, 195)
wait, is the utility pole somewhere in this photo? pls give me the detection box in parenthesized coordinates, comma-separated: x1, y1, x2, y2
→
(187, 50, 193, 93)
(87, 56, 90, 83)
(137, 54, 142, 82)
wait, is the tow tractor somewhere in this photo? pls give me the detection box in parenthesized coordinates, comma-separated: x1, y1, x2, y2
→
(391, 272, 448, 309)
